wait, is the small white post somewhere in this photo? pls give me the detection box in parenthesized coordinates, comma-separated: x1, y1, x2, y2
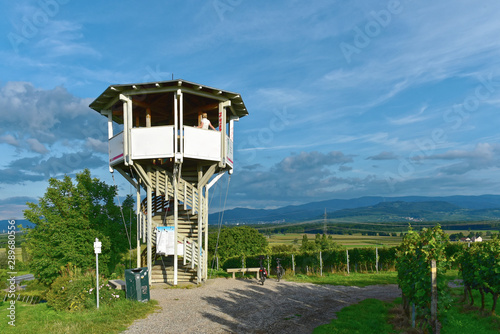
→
(376, 247, 379, 274)
(346, 249, 350, 275)
(94, 238, 102, 309)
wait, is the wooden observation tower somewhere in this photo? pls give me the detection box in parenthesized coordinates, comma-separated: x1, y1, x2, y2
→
(90, 79, 248, 285)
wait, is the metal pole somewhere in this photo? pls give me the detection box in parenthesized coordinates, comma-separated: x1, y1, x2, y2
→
(376, 247, 379, 274)
(96, 252, 99, 309)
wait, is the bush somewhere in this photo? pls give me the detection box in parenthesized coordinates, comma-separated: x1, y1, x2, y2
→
(46, 273, 93, 311)
(15, 260, 30, 272)
(45, 265, 124, 312)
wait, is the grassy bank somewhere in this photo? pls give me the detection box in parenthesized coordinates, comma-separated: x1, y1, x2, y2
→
(0, 298, 158, 334)
(285, 271, 398, 287)
(313, 298, 398, 334)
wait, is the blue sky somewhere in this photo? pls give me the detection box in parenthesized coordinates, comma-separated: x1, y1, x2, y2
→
(1, 0, 500, 219)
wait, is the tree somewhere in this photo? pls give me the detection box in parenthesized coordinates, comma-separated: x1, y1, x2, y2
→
(300, 234, 316, 251)
(24, 169, 135, 284)
(208, 226, 268, 261)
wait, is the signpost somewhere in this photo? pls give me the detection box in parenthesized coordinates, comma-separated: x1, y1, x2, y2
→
(94, 238, 102, 309)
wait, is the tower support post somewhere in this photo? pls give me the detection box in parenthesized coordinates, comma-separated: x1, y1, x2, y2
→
(197, 165, 203, 284)
(173, 166, 179, 285)
(136, 182, 141, 268)
(147, 166, 152, 285)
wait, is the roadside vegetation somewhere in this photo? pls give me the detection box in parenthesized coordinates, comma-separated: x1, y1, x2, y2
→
(1, 170, 156, 334)
(0, 297, 157, 334)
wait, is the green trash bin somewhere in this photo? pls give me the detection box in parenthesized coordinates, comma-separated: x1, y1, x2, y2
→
(125, 267, 150, 302)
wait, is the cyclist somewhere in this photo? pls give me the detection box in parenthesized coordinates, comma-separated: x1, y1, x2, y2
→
(276, 257, 285, 282)
(258, 255, 267, 285)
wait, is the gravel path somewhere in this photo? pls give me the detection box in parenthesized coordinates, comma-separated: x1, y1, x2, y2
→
(122, 277, 401, 334)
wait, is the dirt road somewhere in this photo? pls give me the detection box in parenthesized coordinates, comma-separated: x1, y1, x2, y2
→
(122, 277, 400, 334)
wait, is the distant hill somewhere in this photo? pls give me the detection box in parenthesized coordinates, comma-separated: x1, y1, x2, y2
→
(0, 220, 35, 233)
(208, 195, 500, 224)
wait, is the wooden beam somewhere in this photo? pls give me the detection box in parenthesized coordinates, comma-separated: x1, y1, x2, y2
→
(199, 164, 217, 187)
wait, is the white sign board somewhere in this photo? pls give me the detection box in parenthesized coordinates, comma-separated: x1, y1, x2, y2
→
(94, 238, 102, 254)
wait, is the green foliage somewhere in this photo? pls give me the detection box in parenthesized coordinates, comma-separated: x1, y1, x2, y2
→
(270, 244, 296, 253)
(220, 246, 398, 275)
(300, 233, 341, 252)
(46, 267, 94, 311)
(313, 298, 397, 333)
(46, 264, 124, 312)
(0, 251, 7, 269)
(208, 226, 268, 261)
(459, 239, 500, 313)
(0, 269, 7, 289)
(396, 225, 451, 327)
(23, 169, 136, 284)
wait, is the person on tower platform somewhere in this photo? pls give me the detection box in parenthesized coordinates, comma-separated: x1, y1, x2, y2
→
(198, 113, 216, 130)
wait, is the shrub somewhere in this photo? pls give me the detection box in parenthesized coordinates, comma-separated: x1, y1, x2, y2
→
(45, 264, 124, 311)
(46, 273, 93, 311)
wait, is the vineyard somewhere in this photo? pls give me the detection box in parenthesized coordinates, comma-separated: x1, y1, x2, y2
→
(396, 226, 500, 332)
(217, 246, 398, 275)
(212, 226, 500, 333)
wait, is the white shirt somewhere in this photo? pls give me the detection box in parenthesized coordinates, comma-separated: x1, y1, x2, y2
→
(201, 118, 211, 130)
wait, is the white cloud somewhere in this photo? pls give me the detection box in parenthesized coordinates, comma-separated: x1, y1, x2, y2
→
(417, 143, 500, 175)
(0, 134, 20, 147)
(26, 138, 49, 154)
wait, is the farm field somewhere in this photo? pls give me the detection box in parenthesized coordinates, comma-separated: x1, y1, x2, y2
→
(266, 229, 495, 249)
(267, 233, 403, 248)
(0, 247, 22, 261)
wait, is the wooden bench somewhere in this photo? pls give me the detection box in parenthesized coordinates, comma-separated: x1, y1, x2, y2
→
(226, 268, 261, 279)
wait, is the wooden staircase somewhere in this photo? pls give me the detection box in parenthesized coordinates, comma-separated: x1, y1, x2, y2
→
(139, 170, 206, 284)
(151, 256, 197, 284)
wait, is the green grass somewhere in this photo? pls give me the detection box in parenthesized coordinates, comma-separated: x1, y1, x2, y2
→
(285, 271, 398, 287)
(313, 298, 398, 334)
(0, 298, 158, 334)
(307, 271, 500, 333)
(441, 288, 500, 334)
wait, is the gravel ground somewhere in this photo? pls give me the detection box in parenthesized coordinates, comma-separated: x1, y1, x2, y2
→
(122, 277, 401, 334)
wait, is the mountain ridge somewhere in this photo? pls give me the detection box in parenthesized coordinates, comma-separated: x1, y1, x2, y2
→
(208, 195, 500, 224)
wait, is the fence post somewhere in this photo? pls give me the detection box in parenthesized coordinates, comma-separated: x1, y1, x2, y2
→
(431, 259, 438, 333)
(292, 254, 295, 275)
(320, 251, 323, 276)
(346, 249, 350, 275)
(267, 255, 270, 276)
(216, 255, 219, 271)
(376, 247, 379, 274)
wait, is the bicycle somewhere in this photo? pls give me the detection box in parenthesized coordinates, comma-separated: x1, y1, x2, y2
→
(276, 258, 285, 282)
(258, 255, 267, 285)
